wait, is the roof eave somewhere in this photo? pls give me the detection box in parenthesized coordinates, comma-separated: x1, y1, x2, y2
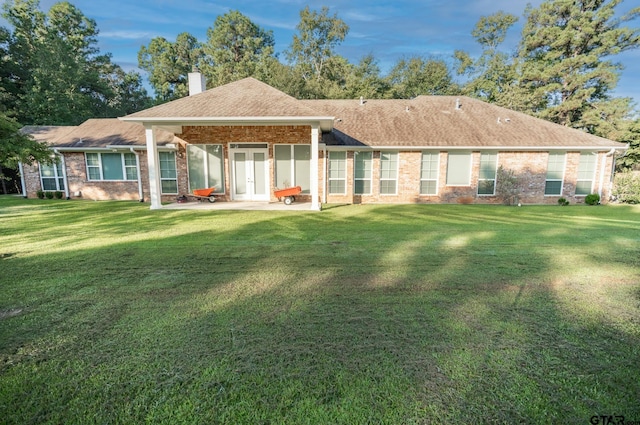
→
(119, 116, 335, 132)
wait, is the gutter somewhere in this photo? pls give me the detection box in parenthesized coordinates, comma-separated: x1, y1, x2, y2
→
(130, 147, 144, 202)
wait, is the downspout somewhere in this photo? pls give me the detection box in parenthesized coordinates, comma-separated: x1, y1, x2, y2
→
(53, 149, 70, 200)
(322, 144, 328, 204)
(600, 148, 616, 200)
(130, 147, 144, 202)
(18, 162, 27, 198)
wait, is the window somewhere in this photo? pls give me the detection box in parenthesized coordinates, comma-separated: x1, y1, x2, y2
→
(40, 159, 64, 191)
(380, 151, 398, 195)
(187, 144, 225, 193)
(420, 151, 439, 195)
(446, 152, 471, 185)
(478, 152, 498, 195)
(354, 151, 372, 195)
(159, 151, 178, 194)
(328, 151, 346, 194)
(576, 152, 597, 196)
(85, 152, 138, 181)
(275, 145, 310, 193)
(545, 152, 566, 196)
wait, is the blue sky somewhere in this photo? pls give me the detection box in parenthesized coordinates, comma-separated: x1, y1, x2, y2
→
(6, 0, 640, 106)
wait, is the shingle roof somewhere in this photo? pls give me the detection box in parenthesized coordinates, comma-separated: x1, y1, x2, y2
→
(124, 77, 325, 119)
(21, 119, 176, 148)
(304, 96, 626, 149)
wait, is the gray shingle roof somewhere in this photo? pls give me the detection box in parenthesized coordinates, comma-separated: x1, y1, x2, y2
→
(304, 96, 626, 149)
(21, 119, 177, 148)
(124, 77, 325, 119)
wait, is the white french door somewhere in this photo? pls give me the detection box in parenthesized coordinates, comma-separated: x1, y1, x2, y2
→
(230, 145, 269, 201)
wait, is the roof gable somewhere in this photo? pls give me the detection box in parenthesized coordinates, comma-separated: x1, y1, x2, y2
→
(124, 77, 326, 120)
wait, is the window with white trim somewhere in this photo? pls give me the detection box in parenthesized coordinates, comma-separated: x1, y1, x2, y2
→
(328, 151, 347, 194)
(187, 144, 225, 193)
(446, 152, 471, 186)
(85, 152, 138, 181)
(40, 159, 65, 191)
(159, 151, 178, 194)
(380, 151, 398, 195)
(576, 152, 596, 196)
(478, 152, 498, 195)
(420, 151, 439, 195)
(354, 151, 372, 195)
(545, 152, 566, 196)
(275, 145, 310, 193)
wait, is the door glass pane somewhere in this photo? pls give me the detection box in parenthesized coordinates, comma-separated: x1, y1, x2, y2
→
(253, 152, 266, 195)
(206, 145, 225, 192)
(294, 145, 311, 194)
(275, 145, 292, 188)
(234, 152, 246, 195)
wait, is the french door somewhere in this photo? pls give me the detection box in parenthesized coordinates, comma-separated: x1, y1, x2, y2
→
(230, 145, 269, 201)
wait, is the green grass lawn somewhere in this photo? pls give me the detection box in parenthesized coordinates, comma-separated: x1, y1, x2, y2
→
(1, 196, 639, 424)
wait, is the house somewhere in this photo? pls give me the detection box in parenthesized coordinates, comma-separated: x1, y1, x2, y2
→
(20, 75, 627, 209)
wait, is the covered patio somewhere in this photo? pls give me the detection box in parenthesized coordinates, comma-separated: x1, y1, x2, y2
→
(162, 200, 315, 211)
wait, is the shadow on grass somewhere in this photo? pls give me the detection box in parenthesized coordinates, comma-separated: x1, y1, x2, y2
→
(1, 200, 639, 423)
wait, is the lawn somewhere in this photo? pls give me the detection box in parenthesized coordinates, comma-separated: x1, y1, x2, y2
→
(0, 196, 639, 424)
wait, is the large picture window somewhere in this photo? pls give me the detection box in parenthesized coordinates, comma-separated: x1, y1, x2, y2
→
(446, 152, 471, 186)
(420, 151, 439, 195)
(380, 151, 398, 195)
(86, 152, 138, 181)
(545, 152, 566, 196)
(40, 159, 65, 191)
(328, 151, 347, 194)
(187, 144, 225, 193)
(576, 152, 596, 196)
(478, 152, 498, 195)
(159, 151, 178, 194)
(275, 145, 310, 193)
(354, 151, 372, 195)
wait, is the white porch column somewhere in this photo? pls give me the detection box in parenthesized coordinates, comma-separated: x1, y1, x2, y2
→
(145, 125, 162, 209)
(310, 125, 321, 211)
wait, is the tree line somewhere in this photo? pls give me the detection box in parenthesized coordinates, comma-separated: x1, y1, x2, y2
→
(0, 0, 639, 179)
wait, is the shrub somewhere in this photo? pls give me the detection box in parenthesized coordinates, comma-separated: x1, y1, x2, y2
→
(36, 190, 45, 199)
(557, 197, 569, 206)
(585, 193, 600, 205)
(44, 191, 54, 199)
(54, 191, 64, 199)
(496, 166, 520, 205)
(613, 172, 640, 204)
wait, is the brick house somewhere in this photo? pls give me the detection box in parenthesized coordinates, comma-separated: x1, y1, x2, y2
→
(21, 75, 627, 209)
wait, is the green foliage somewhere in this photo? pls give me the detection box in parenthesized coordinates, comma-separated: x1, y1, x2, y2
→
(557, 197, 569, 206)
(138, 32, 202, 102)
(387, 56, 459, 98)
(616, 118, 640, 171)
(585, 193, 600, 205)
(53, 190, 63, 199)
(613, 171, 640, 203)
(35, 189, 44, 198)
(0, 113, 52, 169)
(287, 6, 349, 82)
(1, 0, 151, 124)
(518, 0, 640, 135)
(495, 165, 520, 205)
(202, 10, 275, 87)
(44, 190, 53, 199)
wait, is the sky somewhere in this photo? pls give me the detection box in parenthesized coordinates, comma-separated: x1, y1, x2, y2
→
(4, 0, 640, 106)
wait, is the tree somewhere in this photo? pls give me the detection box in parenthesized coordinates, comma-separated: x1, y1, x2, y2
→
(518, 0, 640, 134)
(0, 113, 52, 171)
(387, 56, 459, 98)
(454, 12, 523, 107)
(616, 117, 640, 171)
(342, 54, 390, 99)
(287, 6, 349, 82)
(203, 10, 275, 87)
(138, 32, 202, 102)
(3, 0, 150, 124)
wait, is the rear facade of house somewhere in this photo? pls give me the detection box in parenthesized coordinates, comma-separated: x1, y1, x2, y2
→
(20, 76, 627, 209)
